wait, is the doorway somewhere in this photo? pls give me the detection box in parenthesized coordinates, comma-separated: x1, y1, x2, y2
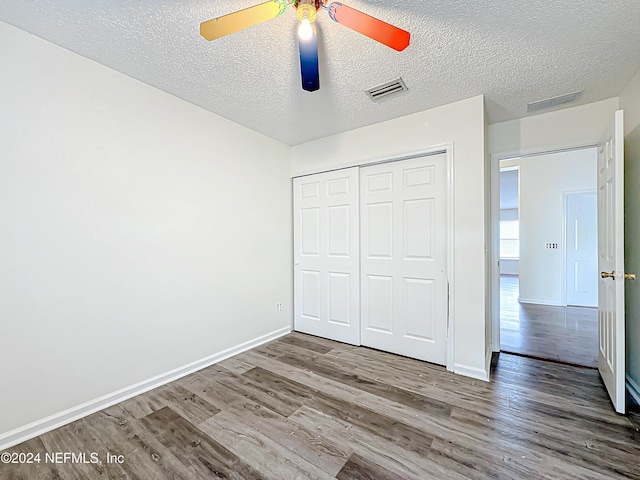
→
(496, 148, 599, 368)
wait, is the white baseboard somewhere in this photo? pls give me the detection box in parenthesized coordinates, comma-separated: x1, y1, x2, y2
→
(0, 326, 291, 452)
(627, 374, 640, 407)
(454, 361, 489, 382)
(518, 297, 565, 307)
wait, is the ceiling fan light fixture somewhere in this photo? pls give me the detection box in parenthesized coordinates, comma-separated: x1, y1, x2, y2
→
(298, 19, 314, 41)
(296, 1, 317, 41)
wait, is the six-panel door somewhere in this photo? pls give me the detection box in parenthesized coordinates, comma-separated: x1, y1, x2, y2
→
(293, 168, 361, 345)
(597, 110, 625, 414)
(359, 154, 448, 365)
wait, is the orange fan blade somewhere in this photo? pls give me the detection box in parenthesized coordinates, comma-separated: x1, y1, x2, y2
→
(328, 3, 410, 51)
(200, 1, 284, 41)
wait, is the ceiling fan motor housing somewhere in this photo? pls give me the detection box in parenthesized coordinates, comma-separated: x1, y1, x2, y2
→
(295, 0, 322, 17)
(294, 0, 321, 9)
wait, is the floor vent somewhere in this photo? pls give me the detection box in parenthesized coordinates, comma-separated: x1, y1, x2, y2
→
(365, 78, 408, 102)
(527, 91, 582, 112)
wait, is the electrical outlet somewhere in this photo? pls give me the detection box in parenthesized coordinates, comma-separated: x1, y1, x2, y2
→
(276, 303, 282, 312)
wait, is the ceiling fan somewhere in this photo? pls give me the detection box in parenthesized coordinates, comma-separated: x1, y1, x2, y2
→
(200, 0, 410, 92)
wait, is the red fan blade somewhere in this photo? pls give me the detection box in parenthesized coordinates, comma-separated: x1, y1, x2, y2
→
(328, 3, 410, 51)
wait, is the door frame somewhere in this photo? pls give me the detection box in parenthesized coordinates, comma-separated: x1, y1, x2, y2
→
(292, 143, 456, 372)
(563, 189, 598, 307)
(490, 144, 597, 352)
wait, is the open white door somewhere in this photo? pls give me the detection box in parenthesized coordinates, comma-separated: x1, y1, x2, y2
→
(597, 110, 626, 413)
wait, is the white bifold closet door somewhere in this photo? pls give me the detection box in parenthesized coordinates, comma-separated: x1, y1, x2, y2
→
(293, 168, 360, 345)
(360, 154, 448, 365)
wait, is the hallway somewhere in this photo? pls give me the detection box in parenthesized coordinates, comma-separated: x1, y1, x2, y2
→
(499, 275, 598, 368)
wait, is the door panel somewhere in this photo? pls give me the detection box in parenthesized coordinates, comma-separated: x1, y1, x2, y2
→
(404, 198, 434, 259)
(300, 207, 320, 255)
(367, 202, 393, 257)
(360, 154, 448, 365)
(294, 168, 360, 345)
(328, 205, 350, 256)
(300, 269, 321, 320)
(366, 274, 394, 333)
(328, 272, 351, 325)
(404, 277, 435, 340)
(597, 110, 625, 414)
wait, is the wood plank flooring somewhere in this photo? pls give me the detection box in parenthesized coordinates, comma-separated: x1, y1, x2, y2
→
(3, 332, 640, 479)
(500, 275, 599, 367)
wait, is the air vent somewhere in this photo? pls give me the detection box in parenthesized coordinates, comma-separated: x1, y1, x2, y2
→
(527, 91, 582, 112)
(365, 78, 408, 102)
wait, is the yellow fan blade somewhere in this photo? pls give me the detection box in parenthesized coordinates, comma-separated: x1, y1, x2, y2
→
(200, 1, 284, 41)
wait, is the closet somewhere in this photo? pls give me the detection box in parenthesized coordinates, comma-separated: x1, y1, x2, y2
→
(293, 153, 448, 365)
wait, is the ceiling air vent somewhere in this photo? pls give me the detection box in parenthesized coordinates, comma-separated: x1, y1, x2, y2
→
(365, 78, 408, 102)
(527, 91, 582, 112)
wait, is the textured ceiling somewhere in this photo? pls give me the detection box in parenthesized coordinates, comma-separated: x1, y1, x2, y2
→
(1, 1, 640, 145)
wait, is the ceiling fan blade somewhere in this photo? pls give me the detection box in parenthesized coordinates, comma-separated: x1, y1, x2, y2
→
(299, 32, 320, 92)
(327, 3, 410, 51)
(200, 1, 284, 41)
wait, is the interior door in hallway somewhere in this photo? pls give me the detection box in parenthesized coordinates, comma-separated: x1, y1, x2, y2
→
(293, 168, 360, 345)
(360, 154, 448, 365)
(597, 109, 625, 414)
(566, 192, 598, 307)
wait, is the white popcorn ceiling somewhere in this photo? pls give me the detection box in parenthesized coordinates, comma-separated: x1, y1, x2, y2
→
(1, 0, 639, 145)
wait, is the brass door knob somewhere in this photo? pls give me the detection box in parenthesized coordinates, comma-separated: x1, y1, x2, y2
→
(601, 271, 637, 280)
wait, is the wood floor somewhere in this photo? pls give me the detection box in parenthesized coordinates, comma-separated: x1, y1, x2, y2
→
(3, 332, 640, 479)
(500, 275, 599, 368)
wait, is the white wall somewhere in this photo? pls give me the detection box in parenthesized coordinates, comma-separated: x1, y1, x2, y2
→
(490, 98, 619, 156)
(619, 68, 640, 402)
(500, 208, 519, 221)
(501, 150, 596, 305)
(620, 69, 640, 135)
(500, 259, 519, 276)
(291, 95, 489, 380)
(500, 170, 519, 210)
(0, 21, 292, 442)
